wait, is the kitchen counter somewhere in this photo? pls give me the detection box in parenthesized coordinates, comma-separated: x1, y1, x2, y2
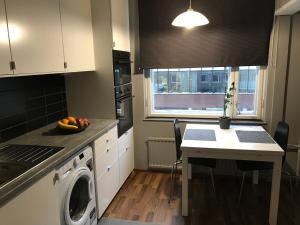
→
(0, 119, 118, 206)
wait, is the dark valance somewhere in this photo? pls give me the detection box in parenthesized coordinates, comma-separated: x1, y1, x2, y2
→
(138, 0, 275, 69)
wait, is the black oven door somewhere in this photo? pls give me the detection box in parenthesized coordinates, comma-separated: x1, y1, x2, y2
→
(116, 96, 133, 137)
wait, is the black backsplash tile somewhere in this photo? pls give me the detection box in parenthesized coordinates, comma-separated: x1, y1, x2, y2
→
(26, 97, 45, 110)
(0, 75, 67, 143)
(0, 113, 27, 130)
(27, 107, 46, 120)
(27, 117, 47, 132)
(47, 110, 66, 124)
(46, 93, 62, 105)
(1, 123, 28, 142)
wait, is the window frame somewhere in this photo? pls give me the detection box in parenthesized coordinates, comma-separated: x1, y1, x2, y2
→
(144, 67, 267, 120)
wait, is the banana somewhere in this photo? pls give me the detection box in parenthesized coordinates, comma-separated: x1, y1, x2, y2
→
(57, 120, 78, 130)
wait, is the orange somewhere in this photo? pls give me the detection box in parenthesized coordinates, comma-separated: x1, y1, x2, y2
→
(68, 116, 77, 125)
(62, 118, 69, 124)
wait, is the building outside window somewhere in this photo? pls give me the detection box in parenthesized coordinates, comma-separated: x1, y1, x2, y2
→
(146, 66, 265, 119)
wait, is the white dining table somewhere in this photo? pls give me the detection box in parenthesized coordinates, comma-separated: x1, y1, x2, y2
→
(181, 124, 284, 225)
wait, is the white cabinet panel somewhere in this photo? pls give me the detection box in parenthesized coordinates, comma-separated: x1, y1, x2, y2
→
(0, 171, 60, 225)
(5, 0, 64, 75)
(0, 0, 12, 75)
(93, 125, 119, 218)
(118, 127, 134, 186)
(96, 159, 119, 218)
(111, 0, 130, 52)
(119, 144, 133, 185)
(93, 126, 134, 218)
(60, 0, 95, 72)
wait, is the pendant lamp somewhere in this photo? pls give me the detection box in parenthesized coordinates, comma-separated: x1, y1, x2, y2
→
(172, 0, 209, 29)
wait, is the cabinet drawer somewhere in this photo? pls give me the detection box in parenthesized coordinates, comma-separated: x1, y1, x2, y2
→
(94, 126, 118, 156)
(94, 142, 118, 178)
(117, 127, 133, 156)
(96, 159, 119, 218)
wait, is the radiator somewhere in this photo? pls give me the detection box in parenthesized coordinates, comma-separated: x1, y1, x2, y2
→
(146, 137, 237, 174)
(146, 137, 176, 170)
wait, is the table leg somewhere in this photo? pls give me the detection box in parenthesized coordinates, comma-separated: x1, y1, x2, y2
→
(269, 157, 282, 225)
(182, 156, 188, 216)
(188, 163, 192, 180)
(253, 170, 259, 184)
(296, 146, 300, 187)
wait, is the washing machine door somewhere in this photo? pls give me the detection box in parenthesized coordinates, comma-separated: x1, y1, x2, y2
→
(64, 168, 93, 225)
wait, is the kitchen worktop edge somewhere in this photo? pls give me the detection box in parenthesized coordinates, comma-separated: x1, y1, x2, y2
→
(0, 118, 118, 207)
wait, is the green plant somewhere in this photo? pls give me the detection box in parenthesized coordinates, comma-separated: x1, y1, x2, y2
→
(223, 82, 235, 118)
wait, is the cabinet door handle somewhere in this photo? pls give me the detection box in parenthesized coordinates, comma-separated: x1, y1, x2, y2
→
(53, 173, 60, 184)
(126, 147, 128, 151)
(107, 165, 111, 172)
(106, 139, 109, 143)
(10, 61, 16, 70)
(106, 148, 110, 153)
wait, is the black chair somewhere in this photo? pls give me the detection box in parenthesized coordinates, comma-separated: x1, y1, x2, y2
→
(236, 121, 291, 203)
(169, 119, 217, 202)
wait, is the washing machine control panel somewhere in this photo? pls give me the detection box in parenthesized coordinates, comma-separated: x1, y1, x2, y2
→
(56, 146, 93, 180)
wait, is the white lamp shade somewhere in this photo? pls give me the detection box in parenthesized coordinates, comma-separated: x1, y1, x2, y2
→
(172, 8, 209, 29)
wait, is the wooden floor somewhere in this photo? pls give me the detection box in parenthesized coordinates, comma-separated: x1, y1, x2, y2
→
(104, 170, 300, 225)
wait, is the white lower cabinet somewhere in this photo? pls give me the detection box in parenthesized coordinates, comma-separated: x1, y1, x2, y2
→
(94, 126, 119, 218)
(118, 127, 134, 186)
(0, 171, 60, 225)
(95, 158, 119, 217)
(93, 126, 134, 219)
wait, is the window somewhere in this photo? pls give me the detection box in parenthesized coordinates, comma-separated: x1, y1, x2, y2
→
(146, 66, 265, 119)
(201, 74, 207, 82)
(212, 74, 219, 82)
(236, 66, 262, 116)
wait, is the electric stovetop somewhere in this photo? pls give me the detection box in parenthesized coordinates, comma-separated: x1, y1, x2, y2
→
(0, 144, 64, 188)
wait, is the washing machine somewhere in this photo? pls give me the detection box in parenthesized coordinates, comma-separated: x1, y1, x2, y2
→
(55, 146, 97, 225)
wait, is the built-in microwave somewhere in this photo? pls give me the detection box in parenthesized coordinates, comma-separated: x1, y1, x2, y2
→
(113, 50, 132, 86)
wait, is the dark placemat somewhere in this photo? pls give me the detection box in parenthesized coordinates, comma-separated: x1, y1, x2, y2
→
(236, 130, 275, 143)
(184, 129, 216, 141)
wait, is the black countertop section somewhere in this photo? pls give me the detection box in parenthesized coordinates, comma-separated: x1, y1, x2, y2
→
(0, 119, 118, 206)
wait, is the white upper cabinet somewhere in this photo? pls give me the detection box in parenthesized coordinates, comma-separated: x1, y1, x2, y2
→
(5, 0, 65, 75)
(60, 0, 95, 72)
(111, 0, 130, 52)
(0, 0, 12, 75)
(275, 0, 300, 15)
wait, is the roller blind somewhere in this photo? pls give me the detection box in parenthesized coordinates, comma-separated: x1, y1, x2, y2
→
(138, 0, 275, 69)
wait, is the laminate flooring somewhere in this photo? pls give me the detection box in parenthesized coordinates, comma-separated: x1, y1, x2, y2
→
(104, 171, 300, 225)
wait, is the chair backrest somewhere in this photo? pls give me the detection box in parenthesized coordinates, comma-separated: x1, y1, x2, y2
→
(274, 121, 289, 163)
(173, 119, 182, 161)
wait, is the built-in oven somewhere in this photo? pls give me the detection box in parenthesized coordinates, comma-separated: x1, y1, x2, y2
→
(113, 50, 132, 86)
(113, 50, 133, 137)
(115, 84, 133, 137)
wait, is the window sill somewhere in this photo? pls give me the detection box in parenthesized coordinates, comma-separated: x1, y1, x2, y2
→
(143, 117, 267, 126)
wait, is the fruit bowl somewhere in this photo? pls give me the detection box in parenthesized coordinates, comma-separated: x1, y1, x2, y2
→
(56, 116, 90, 134)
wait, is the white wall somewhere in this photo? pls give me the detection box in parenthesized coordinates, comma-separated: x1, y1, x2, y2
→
(285, 12, 300, 171)
(264, 16, 291, 135)
(129, 0, 300, 172)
